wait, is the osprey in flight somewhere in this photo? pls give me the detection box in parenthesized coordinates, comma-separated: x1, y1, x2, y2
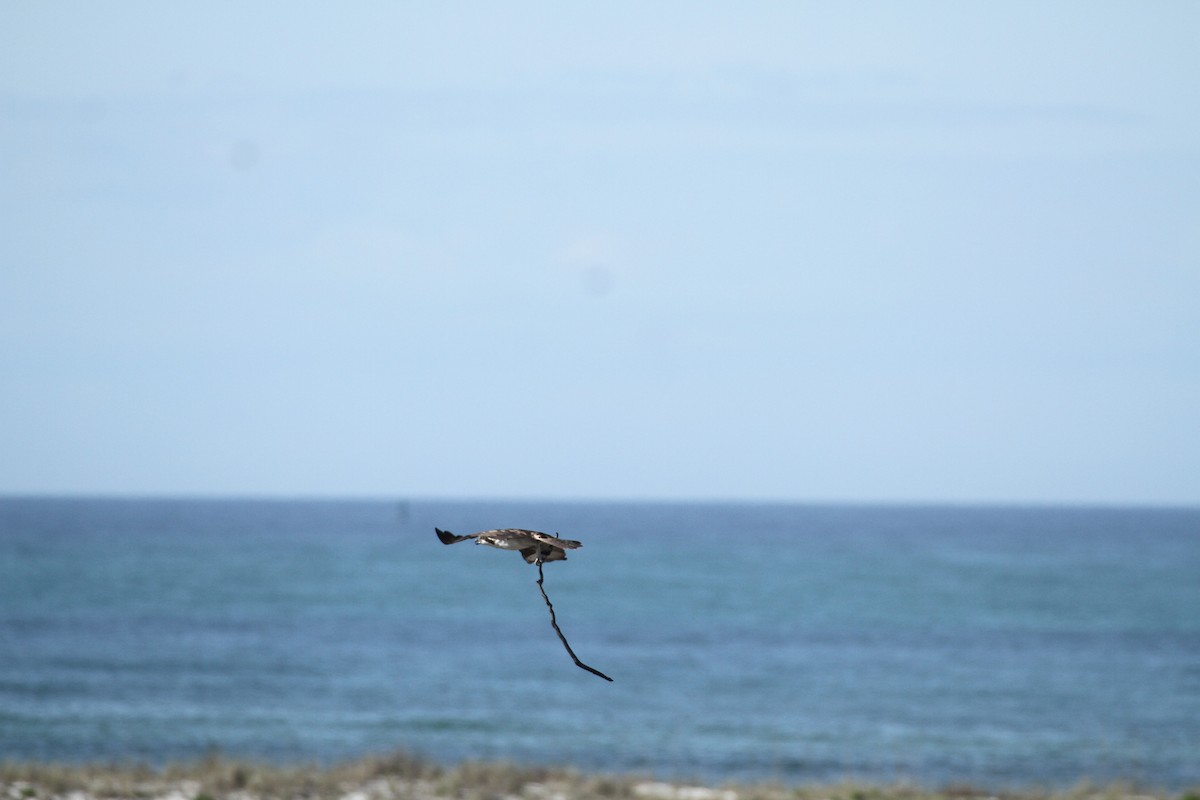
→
(435, 528, 582, 564)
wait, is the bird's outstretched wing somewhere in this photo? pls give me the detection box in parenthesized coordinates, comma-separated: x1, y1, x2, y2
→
(435, 528, 476, 545)
(529, 531, 582, 550)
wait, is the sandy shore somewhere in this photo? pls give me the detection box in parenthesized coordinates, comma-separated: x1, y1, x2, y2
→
(1, 753, 1193, 800)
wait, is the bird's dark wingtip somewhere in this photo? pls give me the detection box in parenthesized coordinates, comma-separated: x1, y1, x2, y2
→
(435, 528, 459, 545)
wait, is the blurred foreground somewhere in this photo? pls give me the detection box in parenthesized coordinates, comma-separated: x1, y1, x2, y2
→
(2, 752, 1196, 800)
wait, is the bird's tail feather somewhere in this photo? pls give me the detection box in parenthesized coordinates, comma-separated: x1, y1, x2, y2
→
(436, 528, 473, 545)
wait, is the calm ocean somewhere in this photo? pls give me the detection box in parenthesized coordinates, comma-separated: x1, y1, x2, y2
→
(1, 498, 1198, 789)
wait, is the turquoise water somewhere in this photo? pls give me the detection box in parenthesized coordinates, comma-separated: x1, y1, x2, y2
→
(1, 498, 1198, 788)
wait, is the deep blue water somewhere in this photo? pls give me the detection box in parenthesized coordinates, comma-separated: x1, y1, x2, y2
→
(1, 498, 1198, 789)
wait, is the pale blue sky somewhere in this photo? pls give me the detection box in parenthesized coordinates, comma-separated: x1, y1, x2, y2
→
(2, 3, 1198, 504)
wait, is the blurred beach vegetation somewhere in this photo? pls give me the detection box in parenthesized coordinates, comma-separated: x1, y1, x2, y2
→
(1, 752, 1194, 800)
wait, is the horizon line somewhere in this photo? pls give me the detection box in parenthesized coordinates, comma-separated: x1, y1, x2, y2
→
(1, 490, 1196, 512)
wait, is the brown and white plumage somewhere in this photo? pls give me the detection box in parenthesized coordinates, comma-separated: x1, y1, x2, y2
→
(435, 528, 582, 564)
